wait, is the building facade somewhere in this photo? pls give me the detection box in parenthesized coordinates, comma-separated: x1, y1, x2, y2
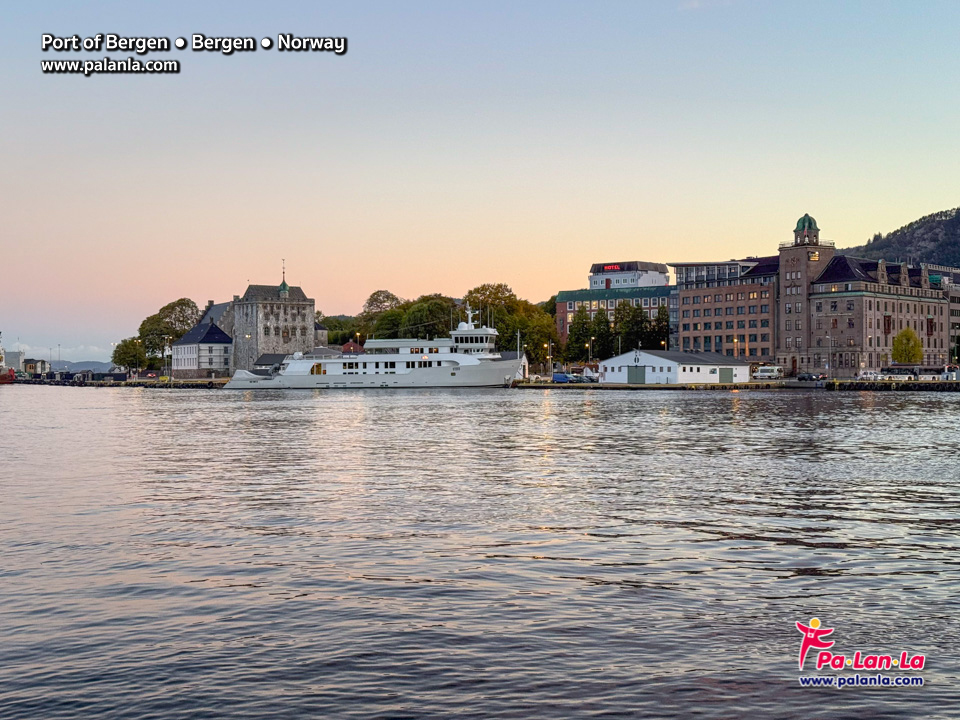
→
(23, 359, 50, 375)
(232, 278, 316, 371)
(598, 349, 750, 384)
(172, 321, 233, 379)
(3, 349, 24, 372)
(671, 214, 958, 376)
(588, 261, 670, 290)
(670, 257, 779, 361)
(554, 286, 674, 343)
(777, 215, 951, 377)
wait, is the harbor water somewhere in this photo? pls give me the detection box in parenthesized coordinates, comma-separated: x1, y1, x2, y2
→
(1, 386, 957, 718)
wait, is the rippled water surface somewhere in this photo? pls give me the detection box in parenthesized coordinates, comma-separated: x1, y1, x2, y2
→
(2, 386, 959, 718)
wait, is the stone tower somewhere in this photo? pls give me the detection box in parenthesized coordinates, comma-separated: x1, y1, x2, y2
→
(231, 276, 316, 371)
(777, 214, 835, 375)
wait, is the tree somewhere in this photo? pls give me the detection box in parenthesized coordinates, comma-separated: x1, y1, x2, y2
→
(614, 303, 649, 352)
(540, 295, 558, 318)
(112, 337, 147, 371)
(892, 327, 923, 364)
(566, 305, 592, 362)
(137, 298, 201, 356)
(373, 308, 406, 338)
(653, 305, 671, 350)
(591, 309, 615, 361)
(463, 283, 519, 315)
(138, 313, 175, 356)
(158, 298, 201, 338)
(362, 290, 404, 316)
(402, 297, 454, 339)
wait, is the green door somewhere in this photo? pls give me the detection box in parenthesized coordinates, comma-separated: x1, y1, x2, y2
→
(627, 366, 646, 384)
(719, 368, 733, 383)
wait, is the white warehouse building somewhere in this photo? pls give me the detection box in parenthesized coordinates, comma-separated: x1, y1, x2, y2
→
(599, 349, 750, 385)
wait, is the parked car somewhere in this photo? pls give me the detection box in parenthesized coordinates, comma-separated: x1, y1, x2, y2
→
(552, 372, 571, 383)
(796, 372, 817, 382)
(856, 371, 881, 381)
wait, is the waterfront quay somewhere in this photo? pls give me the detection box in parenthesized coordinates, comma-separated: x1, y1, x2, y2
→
(13, 377, 229, 389)
(518, 380, 960, 392)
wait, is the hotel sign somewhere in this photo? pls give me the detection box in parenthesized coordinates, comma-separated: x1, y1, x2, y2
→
(603, 264, 621, 271)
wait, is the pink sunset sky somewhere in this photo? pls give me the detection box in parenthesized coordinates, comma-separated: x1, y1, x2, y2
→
(3, 1, 959, 360)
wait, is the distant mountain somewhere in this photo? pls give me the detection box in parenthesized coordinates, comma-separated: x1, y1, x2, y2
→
(53, 360, 113, 372)
(843, 207, 960, 267)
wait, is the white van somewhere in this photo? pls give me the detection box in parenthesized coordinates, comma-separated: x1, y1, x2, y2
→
(752, 366, 783, 380)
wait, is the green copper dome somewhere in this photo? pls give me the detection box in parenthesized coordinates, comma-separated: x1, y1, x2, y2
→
(795, 214, 819, 233)
(279, 279, 290, 293)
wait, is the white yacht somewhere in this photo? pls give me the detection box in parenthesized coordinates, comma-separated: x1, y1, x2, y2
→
(225, 307, 522, 389)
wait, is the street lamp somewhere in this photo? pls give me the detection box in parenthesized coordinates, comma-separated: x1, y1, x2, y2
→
(355, 331, 361, 350)
(544, 341, 553, 373)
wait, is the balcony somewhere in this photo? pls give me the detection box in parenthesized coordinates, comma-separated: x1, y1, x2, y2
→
(779, 238, 836, 249)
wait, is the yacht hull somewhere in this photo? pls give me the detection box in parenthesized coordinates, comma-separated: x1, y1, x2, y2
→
(225, 358, 522, 390)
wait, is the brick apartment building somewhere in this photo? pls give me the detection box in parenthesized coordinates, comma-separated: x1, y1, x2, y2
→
(672, 214, 958, 376)
(669, 256, 778, 362)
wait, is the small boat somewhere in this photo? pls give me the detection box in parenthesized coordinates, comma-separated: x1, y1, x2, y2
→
(225, 306, 522, 390)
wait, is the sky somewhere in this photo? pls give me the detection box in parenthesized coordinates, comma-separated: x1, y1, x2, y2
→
(2, 1, 959, 360)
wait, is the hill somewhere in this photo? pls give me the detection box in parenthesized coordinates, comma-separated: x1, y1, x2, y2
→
(843, 207, 960, 267)
(52, 360, 113, 373)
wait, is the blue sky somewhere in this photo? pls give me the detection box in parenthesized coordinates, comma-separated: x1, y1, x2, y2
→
(2, 1, 959, 359)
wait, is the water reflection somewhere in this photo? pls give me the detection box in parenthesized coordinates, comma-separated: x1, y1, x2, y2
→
(0, 386, 957, 718)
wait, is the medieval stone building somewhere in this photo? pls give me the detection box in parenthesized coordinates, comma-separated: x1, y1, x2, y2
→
(231, 277, 316, 371)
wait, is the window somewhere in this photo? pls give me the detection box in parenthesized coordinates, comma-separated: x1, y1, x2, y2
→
(785, 304, 792, 314)
(795, 303, 802, 313)
(795, 320, 802, 330)
(786, 320, 792, 331)
(847, 300, 855, 311)
(760, 304, 769, 313)
(830, 301, 838, 311)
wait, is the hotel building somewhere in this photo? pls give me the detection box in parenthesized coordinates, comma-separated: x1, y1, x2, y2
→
(555, 260, 675, 344)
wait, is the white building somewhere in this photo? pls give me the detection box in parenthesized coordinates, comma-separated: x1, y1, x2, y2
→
(172, 321, 233, 379)
(599, 349, 750, 384)
(4, 349, 24, 372)
(589, 261, 670, 290)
